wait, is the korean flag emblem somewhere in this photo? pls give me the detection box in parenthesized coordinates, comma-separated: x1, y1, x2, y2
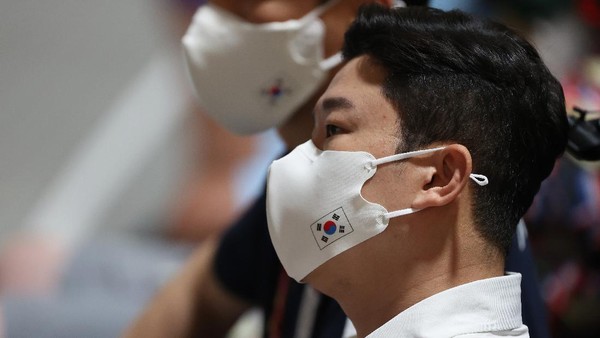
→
(310, 207, 354, 250)
(260, 73, 294, 105)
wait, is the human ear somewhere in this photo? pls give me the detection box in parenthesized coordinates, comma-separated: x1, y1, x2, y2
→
(411, 144, 472, 209)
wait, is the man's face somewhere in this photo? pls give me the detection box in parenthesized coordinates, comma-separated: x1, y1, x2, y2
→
(311, 56, 420, 213)
(312, 56, 400, 157)
(307, 55, 427, 286)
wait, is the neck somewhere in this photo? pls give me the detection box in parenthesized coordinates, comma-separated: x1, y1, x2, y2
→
(314, 218, 504, 337)
(339, 262, 503, 337)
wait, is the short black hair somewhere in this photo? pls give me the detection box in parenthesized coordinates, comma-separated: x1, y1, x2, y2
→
(342, 4, 568, 254)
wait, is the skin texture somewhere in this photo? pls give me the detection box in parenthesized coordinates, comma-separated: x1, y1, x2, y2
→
(122, 1, 391, 337)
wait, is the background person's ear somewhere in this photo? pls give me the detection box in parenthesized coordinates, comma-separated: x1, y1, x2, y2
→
(411, 144, 472, 209)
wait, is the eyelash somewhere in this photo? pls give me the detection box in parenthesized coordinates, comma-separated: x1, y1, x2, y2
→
(326, 124, 343, 138)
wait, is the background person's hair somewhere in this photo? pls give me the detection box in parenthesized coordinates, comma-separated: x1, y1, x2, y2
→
(342, 4, 568, 255)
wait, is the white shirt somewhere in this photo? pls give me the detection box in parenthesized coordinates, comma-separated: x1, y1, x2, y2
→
(364, 273, 529, 337)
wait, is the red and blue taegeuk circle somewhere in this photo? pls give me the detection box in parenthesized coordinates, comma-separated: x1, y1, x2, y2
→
(324, 220, 337, 235)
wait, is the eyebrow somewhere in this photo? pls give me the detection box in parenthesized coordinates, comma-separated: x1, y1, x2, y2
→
(320, 97, 355, 113)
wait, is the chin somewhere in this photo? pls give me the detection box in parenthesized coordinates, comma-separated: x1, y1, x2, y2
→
(302, 261, 345, 298)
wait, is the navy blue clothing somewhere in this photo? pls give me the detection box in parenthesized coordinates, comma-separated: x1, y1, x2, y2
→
(214, 189, 549, 338)
(507, 231, 551, 338)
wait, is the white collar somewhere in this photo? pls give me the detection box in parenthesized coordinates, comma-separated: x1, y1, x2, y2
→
(364, 273, 528, 337)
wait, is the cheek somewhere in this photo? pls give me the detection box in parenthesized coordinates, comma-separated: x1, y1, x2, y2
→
(360, 164, 413, 211)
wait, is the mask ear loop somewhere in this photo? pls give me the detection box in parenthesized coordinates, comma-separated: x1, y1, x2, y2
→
(372, 147, 445, 221)
(469, 174, 489, 186)
(368, 147, 490, 185)
(320, 53, 343, 71)
(384, 207, 422, 219)
(383, 173, 489, 220)
(368, 147, 447, 170)
(370, 147, 489, 220)
(310, 0, 344, 72)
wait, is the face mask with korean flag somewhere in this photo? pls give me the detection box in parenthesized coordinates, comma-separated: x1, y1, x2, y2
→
(266, 140, 489, 282)
(181, 0, 343, 135)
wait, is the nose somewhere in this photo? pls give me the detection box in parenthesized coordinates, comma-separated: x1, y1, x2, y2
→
(311, 124, 325, 150)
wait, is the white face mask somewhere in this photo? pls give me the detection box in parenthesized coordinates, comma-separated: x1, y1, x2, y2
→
(182, 1, 343, 135)
(266, 140, 489, 282)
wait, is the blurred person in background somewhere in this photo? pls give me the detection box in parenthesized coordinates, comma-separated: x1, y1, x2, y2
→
(124, 0, 554, 337)
(162, 0, 273, 242)
(0, 0, 268, 337)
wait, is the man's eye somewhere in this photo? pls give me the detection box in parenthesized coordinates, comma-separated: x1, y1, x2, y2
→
(326, 124, 343, 138)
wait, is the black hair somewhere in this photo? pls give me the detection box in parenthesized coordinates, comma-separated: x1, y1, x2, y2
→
(342, 4, 568, 254)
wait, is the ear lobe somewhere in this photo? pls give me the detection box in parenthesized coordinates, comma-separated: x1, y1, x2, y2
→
(411, 144, 472, 209)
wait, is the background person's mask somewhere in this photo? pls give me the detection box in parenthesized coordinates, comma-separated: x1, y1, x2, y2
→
(266, 140, 488, 282)
(182, 2, 342, 135)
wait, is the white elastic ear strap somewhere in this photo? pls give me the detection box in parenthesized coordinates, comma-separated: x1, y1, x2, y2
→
(469, 173, 488, 186)
(376, 147, 443, 220)
(376, 146, 489, 220)
(384, 173, 488, 220)
(315, 0, 344, 72)
(320, 52, 343, 71)
(371, 147, 446, 167)
(384, 207, 421, 219)
(370, 147, 489, 186)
